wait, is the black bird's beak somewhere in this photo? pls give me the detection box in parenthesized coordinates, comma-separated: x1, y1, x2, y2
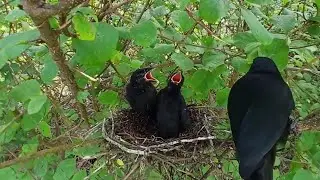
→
(171, 71, 182, 85)
(144, 71, 159, 87)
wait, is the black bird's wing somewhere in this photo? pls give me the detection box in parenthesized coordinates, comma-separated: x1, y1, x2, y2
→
(236, 77, 294, 178)
(179, 95, 190, 131)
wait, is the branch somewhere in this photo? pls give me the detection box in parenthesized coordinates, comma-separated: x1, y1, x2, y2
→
(0, 139, 102, 169)
(23, 0, 89, 123)
(22, 0, 87, 20)
(98, 0, 134, 20)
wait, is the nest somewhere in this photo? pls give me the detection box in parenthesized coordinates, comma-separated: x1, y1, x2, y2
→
(102, 106, 221, 156)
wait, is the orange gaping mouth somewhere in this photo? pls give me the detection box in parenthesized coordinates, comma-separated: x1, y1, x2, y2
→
(171, 71, 182, 84)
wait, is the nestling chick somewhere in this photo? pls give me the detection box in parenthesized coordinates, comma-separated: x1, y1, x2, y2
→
(155, 71, 190, 139)
(125, 68, 159, 117)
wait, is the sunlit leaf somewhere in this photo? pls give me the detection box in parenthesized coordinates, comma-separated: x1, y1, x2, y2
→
(130, 20, 157, 47)
(241, 8, 273, 45)
(199, 0, 230, 23)
(171, 53, 194, 71)
(53, 158, 77, 180)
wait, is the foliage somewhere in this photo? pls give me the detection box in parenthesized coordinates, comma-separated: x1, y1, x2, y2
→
(0, 0, 319, 179)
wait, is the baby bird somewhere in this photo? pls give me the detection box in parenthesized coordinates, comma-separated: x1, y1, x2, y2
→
(125, 68, 159, 116)
(155, 71, 190, 139)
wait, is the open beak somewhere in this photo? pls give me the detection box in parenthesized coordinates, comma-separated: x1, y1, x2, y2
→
(144, 71, 159, 87)
(171, 71, 182, 85)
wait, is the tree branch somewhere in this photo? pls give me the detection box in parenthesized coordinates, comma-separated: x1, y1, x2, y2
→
(22, 0, 89, 123)
(0, 139, 102, 169)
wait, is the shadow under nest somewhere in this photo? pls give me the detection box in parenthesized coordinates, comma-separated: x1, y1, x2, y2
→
(102, 106, 223, 156)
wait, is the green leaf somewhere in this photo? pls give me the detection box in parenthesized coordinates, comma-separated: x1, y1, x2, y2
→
(38, 121, 52, 138)
(40, 54, 58, 84)
(171, 10, 195, 32)
(293, 169, 315, 180)
(21, 137, 39, 156)
(5, 9, 27, 22)
(77, 91, 89, 104)
(233, 32, 260, 53)
(231, 57, 250, 73)
(199, 0, 230, 23)
(0, 30, 40, 49)
(72, 145, 101, 157)
(72, 12, 96, 40)
(72, 23, 119, 67)
(171, 53, 194, 71)
(202, 53, 226, 69)
(98, 90, 119, 106)
(216, 88, 230, 107)
(142, 44, 175, 62)
(307, 24, 320, 37)
(48, 17, 60, 29)
(0, 122, 20, 145)
(28, 95, 48, 115)
(271, 15, 296, 33)
(258, 38, 289, 70)
(0, 44, 30, 69)
(72, 170, 86, 180)
(53, 158, 77, 180)
(22, 103, 49, 131)
(0, 167, 16, 180)
(10, 79, 41, 102)
(130, 20, 157, 47)
(33, 158, 48, 177)
(245, 0, 273, 5)
(241, 8, 273, 45)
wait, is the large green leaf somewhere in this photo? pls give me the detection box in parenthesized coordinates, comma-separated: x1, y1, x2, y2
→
(0, 167, 16, 180)
(202, 52, 226, 69)
(199, 0, 230, 23)
(171, 53, 194, 71)
(40, 54, 58, 84)
(5, 9, 27, 22)
(171, 10, 195, 32)
(21, 137, 39, 156)
(0, 122, 20, 145)
(141, 44, 175, 62)
(28, 95, 48, 115)
(0, 29, 40, 49)
(293, 169, 315, 180)
(241, 8, 273, 45)
(130, 20, 157, 47)
(258, 38, 289, 70)
(53, 158, 77, 180)
(38, 121, 52, 138)
(72, 12, 96, 40)
(216, 87, 230, 107)
(98, 90, 119, 106)
(0, 44, 30, 69)
(271, 15, 296, 33)
(233, 32, 261, 53)
(231, 57, 250, 73)
(33, 158, 48, 177)
(10, 79, 42, 102)
(72, 23, 119, 67)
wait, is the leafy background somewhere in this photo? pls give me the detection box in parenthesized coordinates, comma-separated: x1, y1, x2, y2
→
(0, 0, 319, 179)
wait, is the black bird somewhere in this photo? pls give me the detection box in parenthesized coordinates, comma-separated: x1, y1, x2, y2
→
(227, 57, 295, 180)
(155, 71, 190, 139)
(125, 68, 159, 116)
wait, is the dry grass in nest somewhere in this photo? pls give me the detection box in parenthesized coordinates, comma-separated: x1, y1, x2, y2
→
(102, 106, 222, 157)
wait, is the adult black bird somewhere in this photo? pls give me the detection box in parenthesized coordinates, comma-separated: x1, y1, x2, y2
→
(125, 67, 159, 116)
(155, 71, 190, 139)
(227, 57, 295, 180)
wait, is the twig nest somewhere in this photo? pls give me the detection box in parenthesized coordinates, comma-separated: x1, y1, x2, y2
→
(102, 106, 219, 156)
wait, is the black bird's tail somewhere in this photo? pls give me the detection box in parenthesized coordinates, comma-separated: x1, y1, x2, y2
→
(245, 147, 276, 180)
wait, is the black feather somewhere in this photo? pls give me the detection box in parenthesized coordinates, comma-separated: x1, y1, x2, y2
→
(125, 68, 157, 117)
(227, 57, 295, 180)
(155, 72, 190, 139)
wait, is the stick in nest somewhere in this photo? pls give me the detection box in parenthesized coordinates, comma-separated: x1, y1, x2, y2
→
(102, 118, 216, 155)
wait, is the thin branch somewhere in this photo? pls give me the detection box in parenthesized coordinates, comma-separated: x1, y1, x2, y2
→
(110, 61, 126, 82)
(98, 0, 135, 20)
(0, 139, 102, 169)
